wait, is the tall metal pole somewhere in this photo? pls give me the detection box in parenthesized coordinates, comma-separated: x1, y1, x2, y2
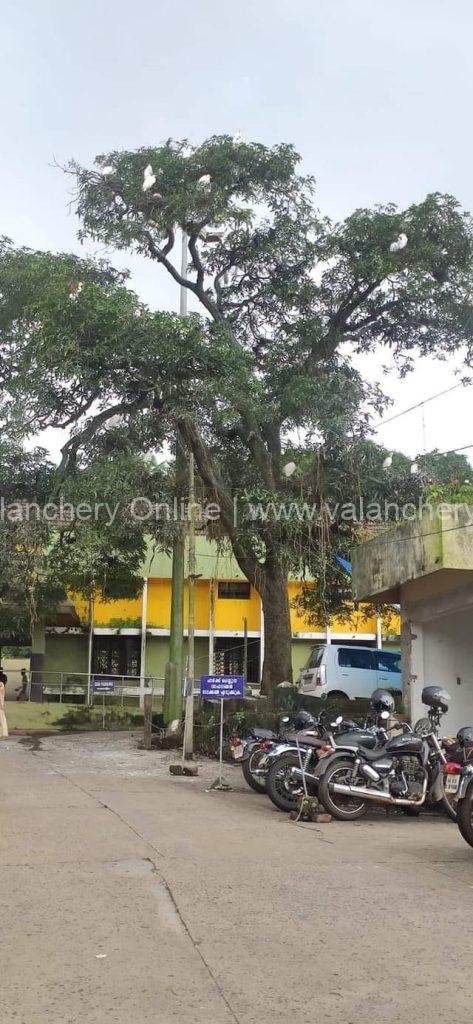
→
(87, 596, 94, 706)
(139, 577, 148, 709)
(209, 579, 216, 674)
(243, 616, 248, 688)
(164, 230, 188, 724)
(183, 452, 196, 758)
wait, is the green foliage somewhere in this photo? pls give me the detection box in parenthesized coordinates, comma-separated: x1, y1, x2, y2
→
(56, 703, 142, 731)
(1, 646, 31, 657)
(3, 135, 473, 687)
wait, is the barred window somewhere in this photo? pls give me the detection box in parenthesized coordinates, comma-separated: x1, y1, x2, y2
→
(217, 581, 251, 600)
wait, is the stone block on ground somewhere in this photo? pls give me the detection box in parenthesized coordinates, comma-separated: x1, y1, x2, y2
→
(169, 763, 199, 776)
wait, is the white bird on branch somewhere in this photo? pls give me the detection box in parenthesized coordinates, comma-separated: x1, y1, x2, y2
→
(389, 233, 408, 253)
(382, 454, 393, 470)
(283, 461, 296, 478)
(198, 174, 211, 187)
(142, 164, 156, 192)
(410, 461, 419, 475)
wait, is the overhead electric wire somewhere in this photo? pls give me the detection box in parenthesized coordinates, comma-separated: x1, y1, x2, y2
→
(371, 382, 466, 430)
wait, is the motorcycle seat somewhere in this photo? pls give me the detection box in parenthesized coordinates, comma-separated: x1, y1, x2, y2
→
(252, 728, 276, 740)
(285, 730, 322, 747)
(356, 745, 387, 760)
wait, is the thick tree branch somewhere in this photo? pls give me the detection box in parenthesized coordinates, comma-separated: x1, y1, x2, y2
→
(142, 228, 222, 322)
(176, 414, 261, 585)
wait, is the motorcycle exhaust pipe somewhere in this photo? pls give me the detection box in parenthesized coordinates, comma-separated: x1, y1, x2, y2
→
(330, 781, 427, 808)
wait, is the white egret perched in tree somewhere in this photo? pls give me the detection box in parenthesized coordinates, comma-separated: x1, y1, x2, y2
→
(142, 164, 156, 193)
(389, 233, 408, 253)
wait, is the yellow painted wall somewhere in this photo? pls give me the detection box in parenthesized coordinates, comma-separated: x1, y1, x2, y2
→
(71, 578, 399, 636)
(71, 592, 142, 626)
(94, 595, 142, 625)
(332, 608, 378, 634)
(145, 578, 210, 630)
(214, 583, 261, 632)
(287, 581, 390, 635)
(288, 581, 315, 633)
(147, 579, 171, 629)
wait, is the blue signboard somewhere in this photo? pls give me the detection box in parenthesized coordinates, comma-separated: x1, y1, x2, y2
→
(93, 677, 115, 694)
(200, 674, 245, 700)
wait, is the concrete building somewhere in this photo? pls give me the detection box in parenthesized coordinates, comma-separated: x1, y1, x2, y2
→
(352, 505, 473, 734)
(37, 539, 398, 690)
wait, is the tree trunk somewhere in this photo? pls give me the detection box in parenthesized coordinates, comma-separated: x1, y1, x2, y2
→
(259, 563, 293, 698)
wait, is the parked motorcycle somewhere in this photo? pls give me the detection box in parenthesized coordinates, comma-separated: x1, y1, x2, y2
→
(229, 710, 317, 794)
(264, 701, 390, 813)
(318, 686, 456, 821)
(442, 728, 473, 847)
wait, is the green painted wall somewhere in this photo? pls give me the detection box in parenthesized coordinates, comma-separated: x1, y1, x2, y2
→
(44, 634, 89, 677)
(145, 636, 209, 679)
(292, 640, 315, 679)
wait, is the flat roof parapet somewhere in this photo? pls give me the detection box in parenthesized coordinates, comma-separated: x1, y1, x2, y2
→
(351, 504, 473, 603)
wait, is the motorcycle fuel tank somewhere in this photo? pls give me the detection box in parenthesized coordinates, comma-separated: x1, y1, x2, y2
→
(385, 733, 424, 756)
(335, 729, 377, 750)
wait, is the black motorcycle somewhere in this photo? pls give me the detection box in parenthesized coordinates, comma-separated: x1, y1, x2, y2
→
(447, 728, 473, 847)
(229, 710, 317, 794)
(318, 686, 456, 821)
(264, 702, 389, 813)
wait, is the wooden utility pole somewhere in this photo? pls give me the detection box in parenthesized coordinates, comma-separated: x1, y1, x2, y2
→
(183, 452, 196, 758)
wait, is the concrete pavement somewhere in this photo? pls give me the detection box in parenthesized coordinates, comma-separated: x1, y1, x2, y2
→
(2, 731, 473, 1024)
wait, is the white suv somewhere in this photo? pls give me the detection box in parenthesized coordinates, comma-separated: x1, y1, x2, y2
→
(298, 644, 402, 700)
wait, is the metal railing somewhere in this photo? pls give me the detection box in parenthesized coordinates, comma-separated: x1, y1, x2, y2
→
(6, 670, 165, 705)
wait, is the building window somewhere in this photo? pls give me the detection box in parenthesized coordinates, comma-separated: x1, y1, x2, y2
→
(217, 581, 251, 600)
(92, 636, 141, 678)
(214, 638, 260, 684)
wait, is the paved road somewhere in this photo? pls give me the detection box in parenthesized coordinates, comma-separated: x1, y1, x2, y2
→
(2, 731, 473, 1024)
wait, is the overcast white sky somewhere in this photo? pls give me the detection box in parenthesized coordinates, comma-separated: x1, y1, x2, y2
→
(1, 0, 472, 463)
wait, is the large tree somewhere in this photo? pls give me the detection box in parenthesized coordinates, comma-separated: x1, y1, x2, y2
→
(66, 136, 473, 691)
(2, 137, 473, 694)
(0, 249, 196, 641)
(0, 436, 161, 644)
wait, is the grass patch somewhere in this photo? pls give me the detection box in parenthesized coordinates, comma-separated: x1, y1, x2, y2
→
(6, 702, 73, 732)
(5, 701, 149, 733)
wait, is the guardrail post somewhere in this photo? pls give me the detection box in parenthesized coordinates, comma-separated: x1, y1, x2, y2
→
(59, 673, 63, 704)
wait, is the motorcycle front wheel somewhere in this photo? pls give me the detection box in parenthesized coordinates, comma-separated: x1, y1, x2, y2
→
(266, 753, 315, 812)
(432, 774, 457, 822)
(456, 782, 473, 846)
(318, 758, 369, 821)
(241, 746, 268, 794)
